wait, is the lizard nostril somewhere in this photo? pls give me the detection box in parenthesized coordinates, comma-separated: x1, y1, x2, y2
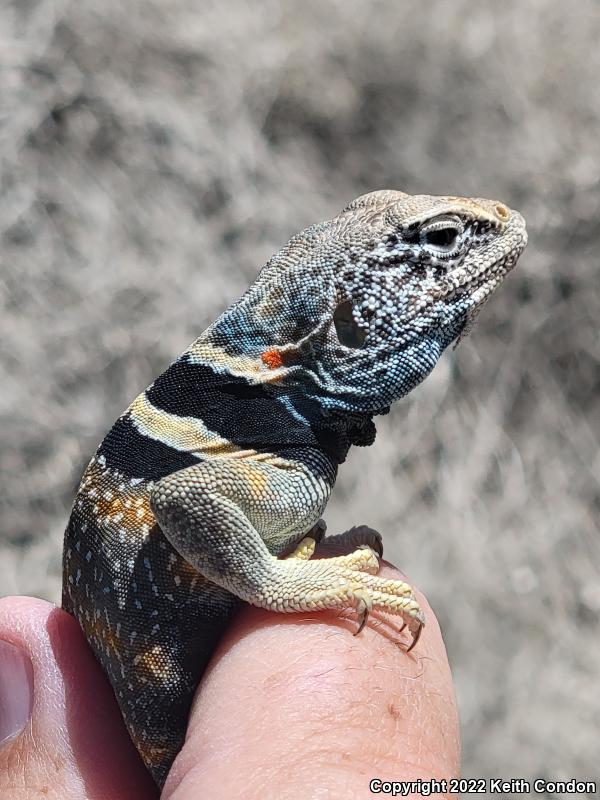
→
(494, 203, 510, 221)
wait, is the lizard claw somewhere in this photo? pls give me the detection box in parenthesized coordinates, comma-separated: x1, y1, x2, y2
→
(354, 589, 372, 634)
(406, 618, 424, 652)
(355, 610, 369, 635)
(372, 534, 383, 559)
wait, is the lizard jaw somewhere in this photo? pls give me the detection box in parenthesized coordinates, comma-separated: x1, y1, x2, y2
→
(452, 214, 527, 344)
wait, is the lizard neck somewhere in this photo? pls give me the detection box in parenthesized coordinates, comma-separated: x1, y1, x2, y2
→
(134, 348, 370, 476)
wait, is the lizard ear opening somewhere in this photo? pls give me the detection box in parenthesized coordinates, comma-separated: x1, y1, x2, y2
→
(333, 300, 367, 349)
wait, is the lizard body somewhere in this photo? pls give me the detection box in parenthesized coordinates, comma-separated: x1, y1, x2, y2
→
(62, 190, 527, 787)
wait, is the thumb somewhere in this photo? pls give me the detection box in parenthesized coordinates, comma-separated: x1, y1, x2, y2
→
(0, 596, 156, 800)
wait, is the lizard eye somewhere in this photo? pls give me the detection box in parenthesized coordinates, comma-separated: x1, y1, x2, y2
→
(421, 216, 463, 256)
(426, 228, 457, 248)
(333, 300, 367, 348)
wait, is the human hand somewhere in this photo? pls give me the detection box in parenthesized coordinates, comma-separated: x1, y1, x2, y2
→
(0, 562, 459, 799)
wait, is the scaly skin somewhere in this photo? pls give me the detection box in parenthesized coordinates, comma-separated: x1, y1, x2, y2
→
(62, 190, 527, 787)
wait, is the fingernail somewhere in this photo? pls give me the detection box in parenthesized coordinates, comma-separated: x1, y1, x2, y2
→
(0, 640, 33, 747)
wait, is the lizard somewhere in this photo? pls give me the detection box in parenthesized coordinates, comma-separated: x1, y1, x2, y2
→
(62, 189, 527, 789)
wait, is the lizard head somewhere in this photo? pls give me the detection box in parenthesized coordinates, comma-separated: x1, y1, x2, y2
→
(210, 190, 527, 417)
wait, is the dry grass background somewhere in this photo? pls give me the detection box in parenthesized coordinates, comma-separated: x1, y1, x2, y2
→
(1, 0, 599, 793)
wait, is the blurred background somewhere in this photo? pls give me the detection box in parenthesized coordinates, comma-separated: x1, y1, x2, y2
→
(1, 0, 599, 793)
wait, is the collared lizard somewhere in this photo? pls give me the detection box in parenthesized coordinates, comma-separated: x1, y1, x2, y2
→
(62, 189, 527, 788)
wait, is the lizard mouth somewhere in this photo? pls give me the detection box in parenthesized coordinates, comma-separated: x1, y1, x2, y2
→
(444, 212, 527, 343)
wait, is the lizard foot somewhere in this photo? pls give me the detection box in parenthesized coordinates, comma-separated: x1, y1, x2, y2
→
(286, 539, 380, 576)
(284, 520, 328, 560)
(262, 550, 424, 647)
(320, 524, 383, 557)
(286, 535, 320, 561)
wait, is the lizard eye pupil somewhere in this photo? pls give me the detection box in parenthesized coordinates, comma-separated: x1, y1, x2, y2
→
(333, 300, 367, 349)
(424, 227, 458, 249)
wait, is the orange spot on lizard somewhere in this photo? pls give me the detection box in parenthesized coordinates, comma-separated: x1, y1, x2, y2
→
(261, 348, 284, 369)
